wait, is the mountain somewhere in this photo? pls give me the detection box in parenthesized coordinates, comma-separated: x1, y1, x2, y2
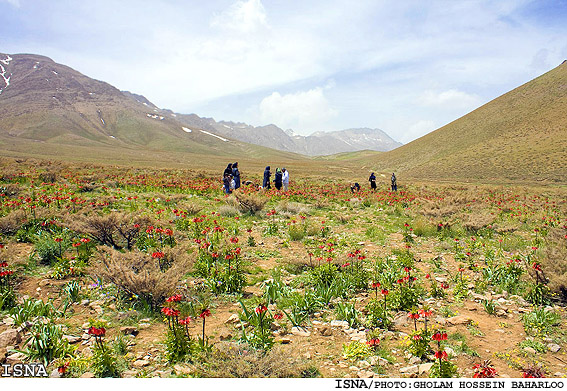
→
(0, 53, 307, 166)
(171, 114, 402, 156)
(355, 61, 567, 183)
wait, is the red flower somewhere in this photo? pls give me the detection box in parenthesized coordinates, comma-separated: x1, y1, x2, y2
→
(152, 251, 165, 259)
(55, 237, 63, 243)
(432, 332, 448, 341)
(255, 305, 268, 314)
(381, 289, 389, 296)
(273, 312, 284, 320)
(371, 282, 381, 288)
(342, 262, 350, 268)
(166, 294, 182, 302)
(407, 312, 420, 320)
(199, 309, 211, 318)
(88, 326, 106, 337)
(366, 338, 380, 347)
(72, 242, 82, 247)
(434, 350, 448, 360)
(179, 316, 192, 325)
(161, 307, 180, 317)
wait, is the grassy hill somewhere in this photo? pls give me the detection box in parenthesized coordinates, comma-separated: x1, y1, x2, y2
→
(348, 61, 567, 184)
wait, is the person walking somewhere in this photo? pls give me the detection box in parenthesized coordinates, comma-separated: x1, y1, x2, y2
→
(274, 168, 283, 190)
(223, 163, 233, 177)
(369, 172, 377, 190)
(263, 166, 271, 189)
(391, 173, 397, 191)
(232, 162, 241, 190)
(223, 173, 232, 195)
(282, 167, 289, 192)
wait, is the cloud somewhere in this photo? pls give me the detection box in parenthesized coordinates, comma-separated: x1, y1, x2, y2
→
(210, 0, 268, 33)
(0, 0, 20, 7)
(420, 89, 483, 111)
(258, 87, 337, 134)
(402, 120, 437, 144)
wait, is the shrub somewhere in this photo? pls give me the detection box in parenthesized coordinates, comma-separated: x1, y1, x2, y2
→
(522, 308, 561, 336)
(541, 228, 567, 301)
(342, 340, 371, 361)
(19, 322, 75, 365)
(234, 193, 267, 215)
(93, 248, 191, 311)
(0, 209, 27, 236)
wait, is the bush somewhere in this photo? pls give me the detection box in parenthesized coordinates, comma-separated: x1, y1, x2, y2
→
(93, 248, 191, 311)
(0, 209, 27, 236)
(233, 193, 267, 215)
(19, 322, 75, 365)
(541, 228, 567, 301)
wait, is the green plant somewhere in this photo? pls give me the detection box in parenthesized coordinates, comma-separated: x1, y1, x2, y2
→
(364, 299, 393, 330)
(522, 308, 561, 336)
(239, 301, 276, 351)
(335, 301, 359, 328)
(482, 299, 496, 315)
(519, 339, 547, 354)
(342, 340, 371, 361)
(18, 322, 75, 365)
(10, 298, 61, 325)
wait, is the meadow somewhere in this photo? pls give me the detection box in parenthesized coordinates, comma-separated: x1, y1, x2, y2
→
(0, 158, 566, 378)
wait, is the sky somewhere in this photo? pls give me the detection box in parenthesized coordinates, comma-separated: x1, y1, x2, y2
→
(1, 0, 566, 143)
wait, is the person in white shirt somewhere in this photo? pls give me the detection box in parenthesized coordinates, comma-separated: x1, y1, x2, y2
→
(282, 167, 290, 192)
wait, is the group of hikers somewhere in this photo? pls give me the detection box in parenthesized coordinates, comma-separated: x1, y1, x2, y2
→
(221, 162, 291, 194)
(262, 166, 289, 191)
(351, 172, 397, 192)
(222, 162, 396, 195)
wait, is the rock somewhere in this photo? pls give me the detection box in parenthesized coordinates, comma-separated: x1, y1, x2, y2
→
(419, 363, 434, 374)
(174, 364, 193, 375)
(50, 369, 62, 378)
(81, 299, 90, 306)
(349, 366, 359, 372)
(17, 321, 34, 333)
(91, 305, 104, 315)
(81, 322, 90, 330)
(276, 337, 292, 344)
(471, 293, 490, 301)
(445, 347, 456, 357)
(408, 356, 422, 365)
(133, 359, 150, 368)
(3, 317, 14, 326)
(82, 347, 93, 357)
(80, 372, 95, 378)
(393, 312, 409, 328)
(5, 352, 25, 365)
(319, 326, 333, 336)
(138, 323, 151, 330)
(122, 370, 138, 378)
(291, 326, 311, 337)
(496, 309, 507, 317)
(554, 372, 566, 377)
(330, 320, 349, 328)
(0, 329, 21, 349)
(446, 315, 473, 326)
(225, 314, 240, 324)
(548, 344, 561, 353)
(357, 370, 374, 378)
(523, 347, 537, 355)
(63, 335, 82, 344)
(358, 360, 371, 369)
(219, 331, 233, 341)
(350, 332, 367, 342)
(120, 326, 139, 336)
(400, 365, 419, 374)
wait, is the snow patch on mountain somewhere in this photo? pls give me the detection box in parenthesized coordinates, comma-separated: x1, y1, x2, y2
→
(182, 127, 192, 133)
(0, 55, 13, 94)
(199, 129, 228, 142)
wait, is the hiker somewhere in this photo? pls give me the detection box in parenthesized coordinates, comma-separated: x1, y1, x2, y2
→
(223, 173, 232, 194)
(223, 163, 233, 178)
(232, 162, 241, 190)
(282, 167, 289, 192)
(369, 172, 377, 190)
(274, 168, 283, 190)
(351, 182, 360, 192)
(263, 166, 271, 189)
(391, 173, 397, 192)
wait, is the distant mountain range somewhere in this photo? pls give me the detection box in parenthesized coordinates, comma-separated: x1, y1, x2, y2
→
(0, 52, 401, 157)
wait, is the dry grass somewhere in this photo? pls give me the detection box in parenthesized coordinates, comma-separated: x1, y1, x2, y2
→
(542, 228, 567, 302)
(93, 247, 192, 309)
(191, 342, 318, 378)
(0, 209, 28, 235)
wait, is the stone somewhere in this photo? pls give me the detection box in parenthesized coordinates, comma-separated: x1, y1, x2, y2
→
(418, 363, 434, 374)
(81, 322, 90, 329)
(63, 335, 82, 344)
(523, 347, 537, 355)
(446, 315, 473, 326)
(357, 370, 374, 378)
(319, 326, 333, 336)
(82, 347, 93, 357)
(445, 347, 456, 357)
(80, 372, 95, 378)
(219, 331, 233, 341)
(349, 366, 359, 371)
(291, 326, 311, 337)
(120, 326, 139, 336)
(548, 343, 561, 353)
(276, 337, 292, 344)
(122, 370, 138, 378)
(408, 356, 422, 365)
(330, 320, 349, 328)
(225, 314, 240, 324)
(358, 360, 371, 369)
(3, 317, 14, 326)
(81, 299, 90, 306)
(138, 323, 151, 330)
(6, 352, 25, 365)
(133, 359, 150, 368)
(50, 369, 62, 378)
(174, 364, 193, 375)
(0, 329, 21, 349)
(399, 365, 419, 374)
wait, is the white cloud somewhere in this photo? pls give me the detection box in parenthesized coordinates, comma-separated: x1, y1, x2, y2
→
(420, 89, 483, 111)
(402, 120, 437, 144)
(1, 0, 20, 7)
(258, 87, 337, 134)
(210, 0, 268, 33)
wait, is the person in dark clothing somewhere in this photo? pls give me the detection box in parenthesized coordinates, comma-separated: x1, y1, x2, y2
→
(232, 162, 241, 190)
(223, 163, 233, 178)
(351, 182, 360, 192)
(274, 168, 283, 190)
(391, 173, 397, 192)
(263, 166, 271, 189)
(223, 173, 232, 194)
(369, 172, 377, 190)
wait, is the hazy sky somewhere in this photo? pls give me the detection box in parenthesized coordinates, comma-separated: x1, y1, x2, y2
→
(1, 0, 566, 142)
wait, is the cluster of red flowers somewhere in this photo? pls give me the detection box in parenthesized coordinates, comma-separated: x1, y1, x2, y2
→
(152, 251, 165, 259)
(273, 312, 284, 320)
(166, 294, 182, 302)
(199, 309, 211, 318)
(472, 361, 498, 378)
(179, 316, 192, 325)
(366, 338, 380, 348)
(255, 305, 268, 314)
(432, 332, 448, 341)
(0, 270, 13, 278)
(434, 350, 448, 360)
(161, 307, 180, 317)
(88, 326, 106, 337)
(266, 209, 276, 216)
(371, 282, 381, 289)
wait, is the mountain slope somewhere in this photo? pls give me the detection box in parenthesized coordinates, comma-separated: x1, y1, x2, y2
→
(359, 61, 567, 184)
(0, 53, 307, 162)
